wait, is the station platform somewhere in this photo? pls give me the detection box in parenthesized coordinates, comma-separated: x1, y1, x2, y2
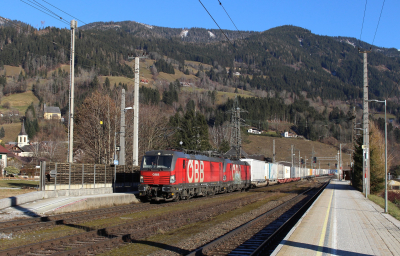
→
(0, 191, 139, 221)
(272, 180, 400, 256)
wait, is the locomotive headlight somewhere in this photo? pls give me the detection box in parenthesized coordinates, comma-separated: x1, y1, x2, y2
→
(140, 175, 143, 183)
(170, 175, 176, 184)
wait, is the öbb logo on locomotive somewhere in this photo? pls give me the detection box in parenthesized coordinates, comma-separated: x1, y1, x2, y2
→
(187, 159, 205, 183)
(152, 173, 160, 176)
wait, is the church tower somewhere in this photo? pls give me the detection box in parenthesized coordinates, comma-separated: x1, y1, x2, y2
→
(18, 122, 29, 147)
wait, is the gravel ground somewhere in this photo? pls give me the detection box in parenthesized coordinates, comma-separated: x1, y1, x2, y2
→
(149, 194, 297, 256)
(0, 209, 36, 222)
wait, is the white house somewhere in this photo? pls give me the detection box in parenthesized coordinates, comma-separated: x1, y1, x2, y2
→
(248, 128, 262, 134)
(282, 131, 297, 138)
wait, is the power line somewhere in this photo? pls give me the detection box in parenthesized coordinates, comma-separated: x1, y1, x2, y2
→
(19, 0, 69, 26)
(30, 0, 63, 21)
(41, 0, 87, 25)
(371, 0, 386, 46)
(198, 0, 235, 49)
(217, 0, 241, 37)
(359, 0, 368, 45)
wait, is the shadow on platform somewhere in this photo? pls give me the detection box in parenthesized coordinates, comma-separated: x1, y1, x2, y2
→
(9, 196, 41, 218)
(282, 240, 374, 256)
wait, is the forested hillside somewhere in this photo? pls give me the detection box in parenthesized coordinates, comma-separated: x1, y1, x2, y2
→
(1, 17, 400, 166)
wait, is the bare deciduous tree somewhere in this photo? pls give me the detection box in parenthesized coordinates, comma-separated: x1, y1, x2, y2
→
(75, 91, 118, 164)
(125, 104, 172, 165)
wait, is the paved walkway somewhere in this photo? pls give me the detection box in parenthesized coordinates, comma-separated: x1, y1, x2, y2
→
(273, 180, 400, 256)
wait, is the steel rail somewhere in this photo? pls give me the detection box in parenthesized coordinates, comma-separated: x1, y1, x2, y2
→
(187, 178, 330, 256)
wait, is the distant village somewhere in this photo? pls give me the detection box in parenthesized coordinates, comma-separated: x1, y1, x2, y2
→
(0, 104, 62, 177)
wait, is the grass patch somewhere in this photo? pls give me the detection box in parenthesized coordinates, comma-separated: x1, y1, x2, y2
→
(2, 65, 24, 77)
(369, 194, 400, 221)
(242, 134, 348, 170)
(1, 122, 23, 144)
(0, 180, 39, 199)
(83, 192, 253, 229)
(102, 192, 286, 256)
(0, 224, 82, 250)
(0, 91, 39, 113)
(0, 179, 39, 188)
(0, 189, 36, 199)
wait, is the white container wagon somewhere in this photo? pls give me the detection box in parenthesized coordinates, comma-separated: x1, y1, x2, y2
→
(241, 159, 267, 187)
(268, 163, 278, 184)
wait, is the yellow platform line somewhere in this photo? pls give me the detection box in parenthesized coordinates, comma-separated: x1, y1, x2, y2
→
(316, 189, 334, 256)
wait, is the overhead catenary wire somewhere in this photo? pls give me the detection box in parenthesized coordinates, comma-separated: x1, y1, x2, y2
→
(41, 0, 87, 25)
(30, 0, 64, 22)
(217, 0, 241, 37)
(371, 0, 386, 46)
(19, 0, 69, 26)
(359, 0, 368, 46)
(198, 0, 235, 49)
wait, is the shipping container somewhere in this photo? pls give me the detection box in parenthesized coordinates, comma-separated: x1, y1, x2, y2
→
(241, 159, 267, 186)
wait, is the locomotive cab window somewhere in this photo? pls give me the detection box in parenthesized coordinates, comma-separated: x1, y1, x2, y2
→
(143, 156, 173, 170)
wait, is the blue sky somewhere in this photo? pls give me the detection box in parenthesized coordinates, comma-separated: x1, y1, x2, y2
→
(2, 0, 399, 49)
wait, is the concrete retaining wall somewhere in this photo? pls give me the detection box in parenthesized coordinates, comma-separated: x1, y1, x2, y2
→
(0, 187, 113, 210)
(52, 193, 139, 214)
(45, 184, 113, 190)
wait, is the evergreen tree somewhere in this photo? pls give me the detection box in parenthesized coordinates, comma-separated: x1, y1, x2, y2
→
(219, 140, 230, 153)
(170, 110, 211, 151)
(352, 135, 363, 191)
(104, 77, 110, 90)
(0, 127, 5, 139)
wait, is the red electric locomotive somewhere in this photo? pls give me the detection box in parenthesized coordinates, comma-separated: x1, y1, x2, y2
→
(138, 150, 251, 202)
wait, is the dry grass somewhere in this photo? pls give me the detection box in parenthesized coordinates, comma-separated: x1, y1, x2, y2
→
(0, 189, 36, 199)
(103, 183, 314, 256)
(0, 179, 39, 199)
(369, 194, 400, 221)
(242, 134, 348, 169)
(1, 65, 24, 77)
(373, 113, 396, 120)
(100, 192, 287, 256)
(0, 91, 39, 113)
(0, 122, 25, 143)
(185, 60, 213, 71)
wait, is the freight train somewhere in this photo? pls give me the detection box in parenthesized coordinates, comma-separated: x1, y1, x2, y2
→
(138, 150, 335, 202)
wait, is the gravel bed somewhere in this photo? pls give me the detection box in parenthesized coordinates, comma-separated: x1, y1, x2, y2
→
(149, 193, 297, 256)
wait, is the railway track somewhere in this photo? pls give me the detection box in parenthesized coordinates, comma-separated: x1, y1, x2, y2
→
(187, 178, 330, 256)
(0, 178, 329, 255)
(0, 189, 280, 255)
(0, 188, 245, 234)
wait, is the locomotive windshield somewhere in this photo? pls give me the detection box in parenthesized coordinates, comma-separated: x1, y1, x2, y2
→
(142, 155, 173, 170)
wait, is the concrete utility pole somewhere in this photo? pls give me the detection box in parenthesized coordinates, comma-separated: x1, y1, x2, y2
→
(273, 139, 276, 163)
(119, 89, 126, 165)
(291, 145, 294, 167)
(311, 147, 314, 169)
(298, 151, 300, 168)
(68, 20, 77, 163)
(340, 144, 342, 180)
(360, 48, 371, 196)
(352, 107, 356, 147)
(133, 57, 139, 166)
(337, 151, 340, 178)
